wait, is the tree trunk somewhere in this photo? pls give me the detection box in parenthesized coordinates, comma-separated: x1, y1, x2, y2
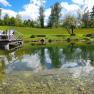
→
(71, 27, 74, 35)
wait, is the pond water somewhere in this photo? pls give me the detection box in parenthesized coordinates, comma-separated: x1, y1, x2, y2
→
(0, 43, 94, 94)
(0, 43, 94, 75)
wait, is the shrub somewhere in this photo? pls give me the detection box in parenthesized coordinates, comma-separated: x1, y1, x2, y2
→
(48, 39, 52, 43)
(66, 38, 71, 42)
(30, 35, 35, 38)
(37, 35, 46, 37)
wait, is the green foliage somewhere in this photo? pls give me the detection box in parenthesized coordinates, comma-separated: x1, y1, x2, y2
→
(23, 20, 35, 27)
(15, 14, 22, 26)
(90, 6, 94, 19)
(89, 6, 94, 27)
(3, 14, 10, 25)
(48, 2, 62, 28)
(0, 14, 38, 27)
(9, 17, 15, 26)
(30, 35, 35, 38)
(63, 15, 77, 35)
(39, 6, 45, 28)
(81, 11, 89, 27)
(81, 6, 94, 28)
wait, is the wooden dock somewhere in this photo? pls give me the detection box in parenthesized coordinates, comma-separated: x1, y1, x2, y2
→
(0, 30, 23, 51)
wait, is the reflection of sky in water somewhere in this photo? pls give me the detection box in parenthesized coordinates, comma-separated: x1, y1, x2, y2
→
(60, 59, 91, 68)
(7, 53, 42, 72)
(44, 48, 52, 69)
(6, 48, 53, 72)
(59, 48, 91, 68)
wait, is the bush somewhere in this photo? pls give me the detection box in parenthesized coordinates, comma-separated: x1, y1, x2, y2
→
(37, 35, 46, 37)
(48, 39, 52, 43)
(71, 34, 76, 36)
(30, 35, 35, 38)
(66, 38, 71, 42)
(83, 37, 90, 41)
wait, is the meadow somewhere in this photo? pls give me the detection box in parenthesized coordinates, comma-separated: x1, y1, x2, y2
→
(0, 26, 94, 43)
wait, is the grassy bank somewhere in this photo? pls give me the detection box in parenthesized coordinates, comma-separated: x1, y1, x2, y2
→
(0, 26, 94, 43)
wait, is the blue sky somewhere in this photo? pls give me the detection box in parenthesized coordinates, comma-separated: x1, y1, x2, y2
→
(1, 0, 30, 11)
(1, 0, 73, 12)
(0, 0, 94, 21)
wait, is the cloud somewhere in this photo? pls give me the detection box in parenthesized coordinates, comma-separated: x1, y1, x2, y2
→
(19, 3, 39, 20)
(60, 0, 94, 18)
(72, 0, 84, 5)
(44, 8, 51, 25)
(86, 0, 94, 11)
(72, 0, 94, 11)
(1, 0, 47, 21)
(2, 9, 17, 18)
(0, 0, 11, 7)
(19, 0, 46, 20)
(61, 2, 80, 12)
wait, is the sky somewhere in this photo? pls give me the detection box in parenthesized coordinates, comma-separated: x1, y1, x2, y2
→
(0, 0, 94, 23)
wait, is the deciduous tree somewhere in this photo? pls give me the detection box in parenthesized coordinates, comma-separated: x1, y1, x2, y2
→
(63, 15, 77, 35)
(48, 2, 61, 28)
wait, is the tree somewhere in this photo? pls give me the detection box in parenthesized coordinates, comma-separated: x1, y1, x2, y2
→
(89, 6, 94, 27)
(39, 6, 44, 28)
(90, 6, 94, 19)
(3, 14, 10, 25)
(82, 11, 90, 27)
(0, 19, 3, 26)
(9, 17, 15, 26)
(15, 14, 22, 26)
(63, 15, 77, 35)
(48, 2, 62, 28)
(23, 19, 35, 27)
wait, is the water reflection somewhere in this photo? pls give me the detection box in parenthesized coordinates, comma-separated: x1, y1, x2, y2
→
(0, 44, 94, 74)
(44, 48, 52, 69)
(7, 53, 42, 72)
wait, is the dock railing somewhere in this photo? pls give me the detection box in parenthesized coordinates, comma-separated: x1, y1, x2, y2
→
(0, 30, 23, 41)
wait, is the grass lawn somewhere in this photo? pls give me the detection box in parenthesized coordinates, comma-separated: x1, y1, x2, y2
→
(0, 26, 94, 42)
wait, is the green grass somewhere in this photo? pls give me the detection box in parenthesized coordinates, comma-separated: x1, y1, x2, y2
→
(0, 26, 94, 41)
(0, 26, 67, 36)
